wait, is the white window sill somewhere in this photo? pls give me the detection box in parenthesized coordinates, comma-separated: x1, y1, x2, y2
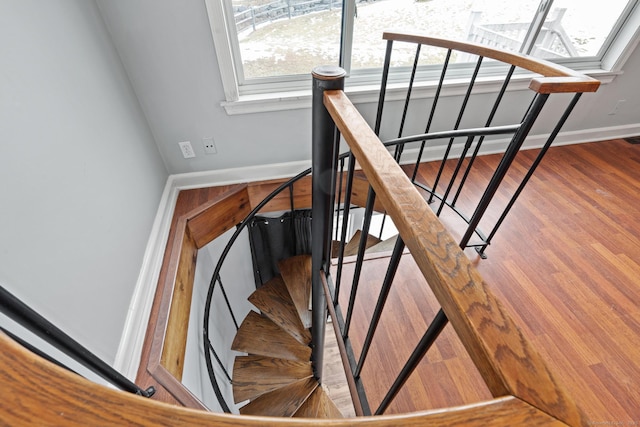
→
(220, 69, 620, 116)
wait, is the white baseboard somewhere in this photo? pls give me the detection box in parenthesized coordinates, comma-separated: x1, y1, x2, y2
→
(113, 123, 639, 379)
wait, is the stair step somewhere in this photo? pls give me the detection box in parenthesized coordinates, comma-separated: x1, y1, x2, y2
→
(343, 229, 382, 257)
(248, 277, 311, 345)
(278, 255, 312, 329)
(294, 385, 343, 418)
(239, 377, 318, 417)
(232, 355, 313, 403)
(232, 311, 311, 362)
(366, 234, 399, 254)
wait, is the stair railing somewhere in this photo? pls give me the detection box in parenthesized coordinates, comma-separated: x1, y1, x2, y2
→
(311, 32, 599, 423)
(0, 284, 155, 397)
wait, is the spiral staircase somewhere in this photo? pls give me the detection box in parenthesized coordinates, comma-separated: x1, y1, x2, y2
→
(230, 254, 342, 418)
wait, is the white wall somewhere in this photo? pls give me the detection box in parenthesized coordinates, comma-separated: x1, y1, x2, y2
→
(0, 0, 167, 364)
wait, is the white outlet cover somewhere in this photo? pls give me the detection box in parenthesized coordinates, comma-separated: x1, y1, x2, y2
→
(178, 141, 195, 158)
(203, 137, 217, 154)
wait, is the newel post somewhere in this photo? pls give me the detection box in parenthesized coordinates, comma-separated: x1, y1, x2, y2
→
(311, 65, 346, 380)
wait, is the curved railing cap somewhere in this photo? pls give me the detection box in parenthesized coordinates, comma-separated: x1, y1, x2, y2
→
(382, 31, 601, 94)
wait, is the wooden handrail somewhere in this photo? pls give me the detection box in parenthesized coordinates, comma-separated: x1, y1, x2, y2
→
(323, 89, 586, 426)
(383, 31, 601, 94)
(0, 330, 566, 426)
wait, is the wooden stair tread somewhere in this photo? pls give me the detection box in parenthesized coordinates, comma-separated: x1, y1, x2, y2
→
(343, 230, 382, 257)
(232, 311, 311, 362)
(248, 277, 311, 345)
(239, 377, 318, 417)
(366, 234, 398, 254)
(232, 355, 313, 403)
(294, 386, 343, 419)
(278, 255, 312, 329)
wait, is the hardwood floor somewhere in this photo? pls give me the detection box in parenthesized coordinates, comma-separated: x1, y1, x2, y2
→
(334, 138, 640, 423)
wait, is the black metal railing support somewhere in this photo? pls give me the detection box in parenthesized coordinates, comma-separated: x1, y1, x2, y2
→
(311, 65, 346, 381)
(0, 285, 155, 397)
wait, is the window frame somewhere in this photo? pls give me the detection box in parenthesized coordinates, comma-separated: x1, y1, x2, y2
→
(205, 0, 640, 115)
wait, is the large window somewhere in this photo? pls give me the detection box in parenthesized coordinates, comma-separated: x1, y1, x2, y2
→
(206, 0, 639, 109)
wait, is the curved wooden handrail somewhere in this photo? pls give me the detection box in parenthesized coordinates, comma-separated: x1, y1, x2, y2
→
(0, 331, 566, 426)
(383, 31, 601, 94)
(323, 89, 586, 426)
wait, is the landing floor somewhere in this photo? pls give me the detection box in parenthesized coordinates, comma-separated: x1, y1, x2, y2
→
(330, 139, 640, 423)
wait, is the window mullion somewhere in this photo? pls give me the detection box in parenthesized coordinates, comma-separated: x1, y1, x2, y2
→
(340, 0, 356, 75)
(519, 0, 554, 55)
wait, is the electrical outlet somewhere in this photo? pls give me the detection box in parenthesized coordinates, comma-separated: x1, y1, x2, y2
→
(203, 137, 217, 154)
(178, 141, 195, 159)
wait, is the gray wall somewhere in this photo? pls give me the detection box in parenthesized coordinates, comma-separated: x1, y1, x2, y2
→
(98, 0, 640, 176)
(0, 0, 167, 363)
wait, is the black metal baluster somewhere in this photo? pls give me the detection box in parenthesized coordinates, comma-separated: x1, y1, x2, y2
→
(354, 237, 405, 378)
(460, 93, 549, 249)
(451, 65, 516, 207)
(414, 48, 452, 186)
(343, 186, 376, 339)
(375, 309, 448, 415)
(435, 56, 484, 215)
(334, 153, 356, 304)
(207, 340, 232, 383)
(478, 92, 583, 256)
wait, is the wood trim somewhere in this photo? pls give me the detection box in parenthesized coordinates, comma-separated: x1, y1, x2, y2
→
(137, 184, 250, 407)
(247, 176, 313, 212)
(160, 220, 198, 381)
(324, 89, 585, 426)
(0, 330, 567, 426)
(383, 31, 601, 94)
(188, 185, 251, 249)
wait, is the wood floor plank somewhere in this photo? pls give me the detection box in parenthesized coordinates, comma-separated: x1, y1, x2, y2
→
(232, 355, 312, 403)
(331, 139, 640, 422)
(278, 255, 313, 329)
(248, 277, 311, 345)
(232, 311, 311, 362)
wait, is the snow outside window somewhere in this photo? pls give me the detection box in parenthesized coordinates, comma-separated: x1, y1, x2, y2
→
(206, 0, 640, 111)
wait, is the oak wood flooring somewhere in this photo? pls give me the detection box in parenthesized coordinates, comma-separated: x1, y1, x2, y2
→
(335, 139, 640, 423)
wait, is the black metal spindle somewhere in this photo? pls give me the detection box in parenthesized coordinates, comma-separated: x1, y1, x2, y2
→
(217, 277, 239, 331)
(451, 65, 517, 207)
(413, 48, 452, 185)
(434, 56, 484, 215)
(374, 40, 394, 135)
(460, 93, 549, 249)
(354, 237, 406, 378)
(335, 157, 346, 241)
(343, 186, 376, 339)
(207, 340, 232, 382)
(311, 65, 346, 380)
(0, 285, 155, 397)
(375, 308, 448, 415)
(394, 44, 422, 162)
(334, 153, 357, 304)
(478, 92, 583, 256)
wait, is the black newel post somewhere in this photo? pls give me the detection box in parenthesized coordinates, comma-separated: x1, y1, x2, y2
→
(311, 65, 345, 380)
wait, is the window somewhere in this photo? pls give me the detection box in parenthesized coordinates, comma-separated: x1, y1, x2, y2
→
(205, 0, 640, 112)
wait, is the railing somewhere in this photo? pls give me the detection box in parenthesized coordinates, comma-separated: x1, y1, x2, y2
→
(0, 284, 155, 397)
(311, 31, 599, 423)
